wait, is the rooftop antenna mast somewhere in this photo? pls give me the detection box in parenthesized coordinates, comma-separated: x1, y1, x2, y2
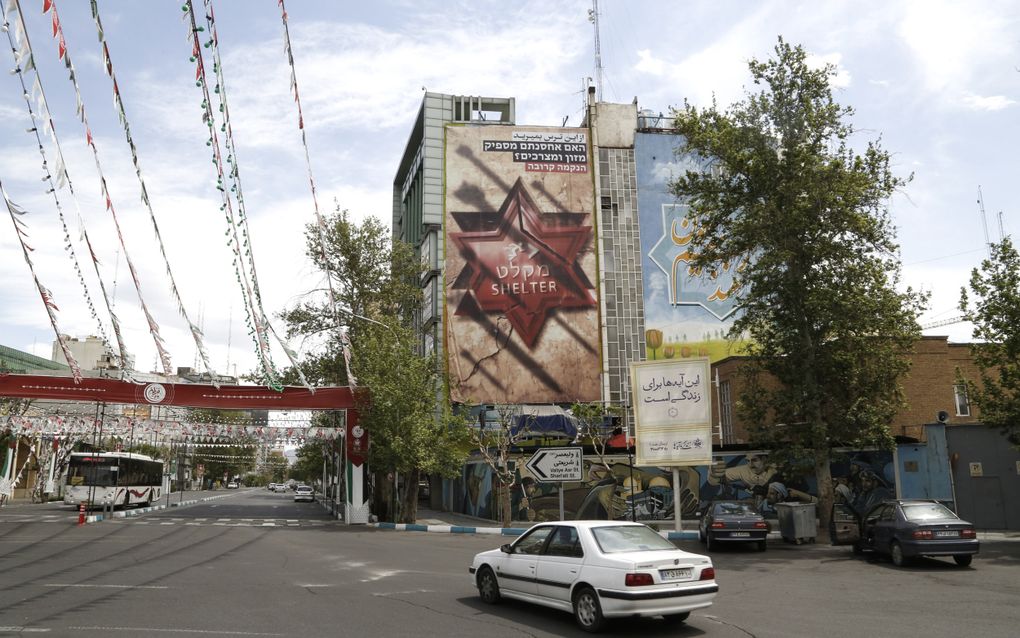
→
(588, 0, 604, 102)
(977, 185, 991, 259)
(997, 210, 1005, 242)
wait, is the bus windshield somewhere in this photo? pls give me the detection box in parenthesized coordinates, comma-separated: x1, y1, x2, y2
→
(67, 457, 117, 487)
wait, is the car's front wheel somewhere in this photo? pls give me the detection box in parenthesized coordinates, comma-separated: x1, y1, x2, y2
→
(953, 554, 973, 567)
(476, 566, 500, 604)
(890, 541, 909, 567)
(573, 586, 606, 633)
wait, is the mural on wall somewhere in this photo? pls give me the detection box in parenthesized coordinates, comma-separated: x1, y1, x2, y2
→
(444, 125, 600, 404)
(460, 450, 895, 522)
(636, 132, 750, 362)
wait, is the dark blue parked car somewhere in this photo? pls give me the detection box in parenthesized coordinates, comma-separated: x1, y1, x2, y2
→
(832, 499, 979, 567)
(698, 500, 769, 552)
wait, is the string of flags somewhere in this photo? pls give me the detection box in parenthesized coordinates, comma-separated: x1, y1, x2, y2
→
(40, 0, 174, 375)
(182, 0, 281, 390)
(5, 415, 345, 444)
(83, 0, 219, 385)
(2, 1, 330, 393)
(2, 182, 83, 382)
(197, 0, 312, 393)
(2, 0, 125, 370)
(277, 0, 356, 387)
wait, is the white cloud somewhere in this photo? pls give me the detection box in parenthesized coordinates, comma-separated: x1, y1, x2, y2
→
(805, 52, 852, 89)
(960, 93, 1016, 111)
(898, 0, 1014, 97)
(635, 49, 666, 76)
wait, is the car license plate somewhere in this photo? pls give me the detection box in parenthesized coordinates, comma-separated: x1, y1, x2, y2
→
(934, 530, 959, 538)
(731, 532, 750, 537)
(659, 568, 692, 581)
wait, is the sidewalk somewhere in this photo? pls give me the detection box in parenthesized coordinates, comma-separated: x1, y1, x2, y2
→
(372, 507, 704, 540)
(375, 508, 1020, 543)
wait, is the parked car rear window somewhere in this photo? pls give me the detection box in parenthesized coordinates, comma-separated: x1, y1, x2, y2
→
(591, 525, 676, 553)
(902, 502, 958, 521)
(714, 502, 758, 516)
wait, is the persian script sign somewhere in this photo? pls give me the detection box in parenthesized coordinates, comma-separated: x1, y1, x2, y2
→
(631, 358, 713, 466)
(525, 447, 583, 482)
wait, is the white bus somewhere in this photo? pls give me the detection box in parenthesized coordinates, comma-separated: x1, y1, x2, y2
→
(64, 452, 164, 508)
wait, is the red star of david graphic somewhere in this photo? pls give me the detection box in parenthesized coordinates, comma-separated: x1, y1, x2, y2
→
(450, 178, 595, 347)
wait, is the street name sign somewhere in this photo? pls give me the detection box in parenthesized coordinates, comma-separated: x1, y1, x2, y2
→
(526, 447, 583, 482)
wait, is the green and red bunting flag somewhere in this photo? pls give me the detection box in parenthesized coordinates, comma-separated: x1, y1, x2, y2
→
(277, 0, 355, 386)
(41, 0, 174, 375)
(182, 0, 312, 393)
(181, 0, 279, 390)
(86, 0, 219, 385)
(2, 183, 83, 382)
(2, 0, 126, 368)
(6, 416, 344, 443)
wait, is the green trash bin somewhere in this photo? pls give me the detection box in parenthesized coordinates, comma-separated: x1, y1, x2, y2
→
(775, 502, 817, 544)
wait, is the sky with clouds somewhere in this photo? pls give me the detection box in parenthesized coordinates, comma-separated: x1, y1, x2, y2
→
(0, 0, 1016, 379)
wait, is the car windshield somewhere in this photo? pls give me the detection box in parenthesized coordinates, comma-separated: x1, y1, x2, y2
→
(902, 502, 959, 522)
(591, 525, 677, 553)
(714, 502, 758, 516)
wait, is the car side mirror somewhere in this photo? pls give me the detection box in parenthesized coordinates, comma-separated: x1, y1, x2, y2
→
(500, 543, 512, 554)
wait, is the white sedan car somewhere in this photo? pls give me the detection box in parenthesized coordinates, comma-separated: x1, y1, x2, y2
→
(469, 520, 717, 632)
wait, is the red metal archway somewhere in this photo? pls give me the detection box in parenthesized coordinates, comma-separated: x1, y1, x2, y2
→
(0, 373, 368, 522)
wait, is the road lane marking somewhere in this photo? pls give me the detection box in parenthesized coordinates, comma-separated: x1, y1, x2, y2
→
(0, 627, 50, 633)
(69, 627, 283, 636)
(44, 584, 169, 590)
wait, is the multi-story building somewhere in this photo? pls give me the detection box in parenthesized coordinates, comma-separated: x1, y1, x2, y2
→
(391, 91, 1018, 529)
(51, 334, 135, 371)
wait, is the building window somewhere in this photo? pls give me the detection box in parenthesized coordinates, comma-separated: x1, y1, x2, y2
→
(421, 277, 438, 325)
(719, 380, 734, 444)
(954, 384, 970, 417)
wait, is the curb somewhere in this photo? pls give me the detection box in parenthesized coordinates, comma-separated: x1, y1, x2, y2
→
(368, 521, 702, 541)
(82, 493, 232, 524)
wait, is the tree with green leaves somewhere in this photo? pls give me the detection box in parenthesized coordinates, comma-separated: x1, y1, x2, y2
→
(668, 38, 927, 528)
(281, 207, 470, 523)
(470, 403, 534, 527)
(959, 237, 1020, 446)
(571, 402, 622, 475)
(291, 441, 327, 485)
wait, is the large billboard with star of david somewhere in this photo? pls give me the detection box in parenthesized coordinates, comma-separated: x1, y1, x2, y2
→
(444, 125, 600, 404)
(636, 132, 749, 363)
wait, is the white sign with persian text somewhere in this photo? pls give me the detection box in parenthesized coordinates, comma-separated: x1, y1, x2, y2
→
(631, 358, 713, 466)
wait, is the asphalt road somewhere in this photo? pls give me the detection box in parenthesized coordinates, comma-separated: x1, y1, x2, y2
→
(1, 489, 1018, 637)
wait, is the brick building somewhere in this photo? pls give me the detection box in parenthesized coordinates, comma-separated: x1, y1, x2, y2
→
(712, 335, 982, 446)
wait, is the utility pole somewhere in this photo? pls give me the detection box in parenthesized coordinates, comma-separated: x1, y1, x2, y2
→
(588, 0, 604, 102)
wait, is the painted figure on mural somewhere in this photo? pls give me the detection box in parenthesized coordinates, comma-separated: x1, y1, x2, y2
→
(464, 463, 491, 519)
(575, 463, 701, 520)
(707, 453, 777, 502)
(850, 469, 894, 517)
